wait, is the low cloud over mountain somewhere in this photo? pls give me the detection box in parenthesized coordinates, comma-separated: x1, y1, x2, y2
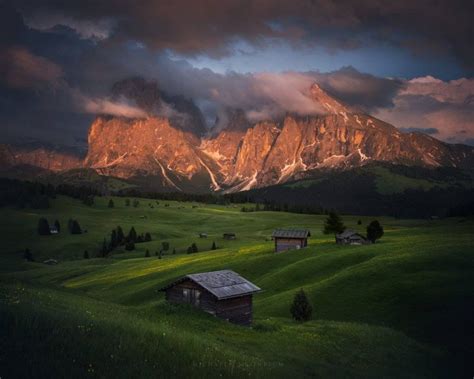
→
(0, 3, 472, 146)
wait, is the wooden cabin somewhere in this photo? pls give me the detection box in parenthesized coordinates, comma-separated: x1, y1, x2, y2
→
(199, 233, 208, 238)
(272, 229, 311, 252)
(335, 230, 370, 245)
(223, 233, 236, 240)
(161, 270, 261, 325)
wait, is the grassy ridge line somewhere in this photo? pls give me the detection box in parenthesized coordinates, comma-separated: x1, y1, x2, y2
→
(1, 196, 473, 377)
(0, 278, 446, 378)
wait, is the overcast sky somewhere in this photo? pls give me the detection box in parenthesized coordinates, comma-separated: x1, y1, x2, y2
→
(1, 1, 473, 146)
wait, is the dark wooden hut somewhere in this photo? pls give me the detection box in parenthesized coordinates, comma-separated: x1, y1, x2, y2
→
(272, 229, 311, 252)
(161, 270, 261, 325)
(335, 230, 369, 245)
(223, 233, 236, 240)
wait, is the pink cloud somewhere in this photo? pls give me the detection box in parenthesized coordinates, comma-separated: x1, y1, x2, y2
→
(374, 76, 474, 144)
(0, 47, 63, 90)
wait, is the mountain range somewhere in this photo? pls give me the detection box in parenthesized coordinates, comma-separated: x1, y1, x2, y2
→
(1, 78, 473, 194)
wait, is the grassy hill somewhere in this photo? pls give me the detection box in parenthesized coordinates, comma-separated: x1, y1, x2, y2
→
(1, 196, 473, 378)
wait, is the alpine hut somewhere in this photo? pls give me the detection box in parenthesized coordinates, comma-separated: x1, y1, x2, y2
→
(335, 230, 369, 245)
(272, 229, 311, 252)
(223, 232, 236, 240)
(161, 270, 261, 325)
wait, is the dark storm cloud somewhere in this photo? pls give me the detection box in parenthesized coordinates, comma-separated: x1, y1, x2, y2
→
(310, 67, 404, 111)
(0, 2, 472, 146)
(14, 0, 474, 71)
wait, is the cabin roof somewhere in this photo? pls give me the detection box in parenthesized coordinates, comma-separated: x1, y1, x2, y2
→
(272, 229, 311, 239)
(161, 270, 261, 300)
(336, 229, 366, 239)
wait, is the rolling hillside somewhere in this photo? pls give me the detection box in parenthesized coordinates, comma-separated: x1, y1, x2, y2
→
(1, 196, 473, 377)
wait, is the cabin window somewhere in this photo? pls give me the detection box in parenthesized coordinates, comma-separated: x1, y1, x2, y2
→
(182, 288, 190, 301)
(182, 288, 200, 305)
(193, 290, 201, 306)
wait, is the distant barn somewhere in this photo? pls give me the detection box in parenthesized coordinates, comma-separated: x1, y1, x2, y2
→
(272, 229, 311, 252)
(223, 233, 236, 240)
(161, 270, 261, 325)
(335, 230, 369, 245)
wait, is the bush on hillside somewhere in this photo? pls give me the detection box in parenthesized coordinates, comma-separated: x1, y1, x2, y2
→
(290, 289, 313, 322)
(23, 248, 33, 261)
(116, 226, 125, 244)
(367, 220, 384, 243)
(323, 212, 345, 235)
(37, 218, 51, 235)
(70, 220, 82, 234)
(54, 219, 61, 232)
(128, 227, 137, 242)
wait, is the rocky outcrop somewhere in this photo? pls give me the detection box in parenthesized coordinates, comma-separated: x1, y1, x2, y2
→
(2, 82, 473, 192)
(201, 110, 474, 192)
(84, 116, 222, 191)
(0, 144, 83, 172)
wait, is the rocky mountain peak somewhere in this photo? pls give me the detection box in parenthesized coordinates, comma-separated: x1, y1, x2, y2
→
(309, 82, 350, 115)
(110, 77, 206, 136)
(2, 82, 473, 193)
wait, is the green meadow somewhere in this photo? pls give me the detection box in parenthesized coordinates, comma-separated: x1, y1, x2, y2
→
(1, 196, 473, 378)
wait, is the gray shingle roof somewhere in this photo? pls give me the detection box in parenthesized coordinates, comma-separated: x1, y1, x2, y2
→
(336, 229, 365, 239)
(162, 270, 261, 300)
(272, 229, 311, 239)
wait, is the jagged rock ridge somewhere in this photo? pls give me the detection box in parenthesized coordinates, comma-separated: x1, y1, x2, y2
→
(1, 82, 473, 192)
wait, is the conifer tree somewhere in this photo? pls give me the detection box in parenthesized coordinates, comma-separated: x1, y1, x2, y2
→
(70, 220, 82, 234)
(37, 218, 51, 235)
(23, 248, 33, 261)
(145, 249, 150, 257)
(101, 239, 108, 257)
(191, 243, 198, 253)
(110, 229, 117, 249)
(290, 289, 313, 322)
(116, 226, 124, 244)
(54, 219, 61, 233)
(128, 227, 137, 242)
(211, 241, 217, 250)
(367, 220, 384, 243)
(108, 199, 115, 208)
(323, 212, 345, 235)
